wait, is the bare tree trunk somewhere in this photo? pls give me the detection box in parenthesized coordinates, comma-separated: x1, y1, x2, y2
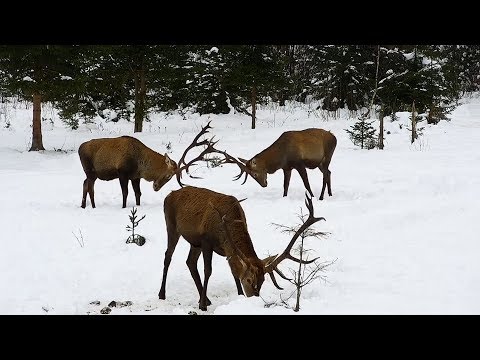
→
(294, 236, 304, 312)
(134, 60, 146, 133)
(427, 103, 433, 124)
(369, 45, 381, 116)
(29, 92, 45, 151)
(251, 85, 256, 129)
(411, 100, 417, 144)
(427, 101, 439, 125)
(378, 108, 384, 150)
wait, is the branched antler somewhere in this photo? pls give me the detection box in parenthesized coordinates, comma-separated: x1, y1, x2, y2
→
(263, 192, 325, 289)
(174, 120, 255, 186)
(198, 147, 252, 185)
(215, 151, 251, 185)
(175, 121, 222, 187)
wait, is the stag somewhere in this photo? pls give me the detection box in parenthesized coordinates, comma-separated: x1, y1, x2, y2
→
(78, 122, 218, 208)
(158, 186, 324, 311)
(216, 128, 337, 200)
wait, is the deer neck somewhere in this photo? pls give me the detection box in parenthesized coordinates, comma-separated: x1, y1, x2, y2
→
(138, 151, 165, 182)
(255, 145, 283, 173)
(220, 224, 259, 261)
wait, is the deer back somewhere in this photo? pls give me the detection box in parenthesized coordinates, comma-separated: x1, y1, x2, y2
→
(283, 128, 337, 168)
(164, 187, 250, 249)
(255, 128, 337, 170)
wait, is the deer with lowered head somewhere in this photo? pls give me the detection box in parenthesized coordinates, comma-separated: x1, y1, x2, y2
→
(216, 128, 337, 200)
(78, 121, 219, 208)
(158, 186, 324, 311)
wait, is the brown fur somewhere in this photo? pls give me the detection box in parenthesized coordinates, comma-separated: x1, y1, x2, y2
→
(78, 136, 177, 208)
(159, 186, 265, 311)
(241, 128, 337, 200)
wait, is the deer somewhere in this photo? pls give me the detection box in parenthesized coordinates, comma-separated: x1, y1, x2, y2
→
(158, 186, 324, 311)
(78, 121, 219, 208)
(214, 128, 337, 200)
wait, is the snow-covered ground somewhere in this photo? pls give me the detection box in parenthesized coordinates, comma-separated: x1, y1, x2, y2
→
(1, 95, 479, 315)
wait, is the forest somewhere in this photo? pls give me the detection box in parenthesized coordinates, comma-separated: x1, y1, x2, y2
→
(1, 45, 479, 151)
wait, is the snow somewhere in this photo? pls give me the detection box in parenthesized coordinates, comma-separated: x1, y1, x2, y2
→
(206, 47, 219, 55)
(404, 52, 415, 61)
(1, 95, 480, 315)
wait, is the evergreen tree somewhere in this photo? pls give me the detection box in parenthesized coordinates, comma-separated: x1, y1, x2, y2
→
(437, 45, 480, 95)
(177, 45, 231, 115)
(270, 45, 296, 105)
(374, 46, 409, 116)
(221, 45, 287, 128)
(375, 45, 457, 124)
(53, 45, 132, 128)
(0, 45, 78, 150)
(345, 116, 377, 149)
(305, 45, 375, 111)
(55, 45, 186, 131)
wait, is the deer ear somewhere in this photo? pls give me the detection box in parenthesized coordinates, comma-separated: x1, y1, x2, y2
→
(238, 157, 248, 165)
(238, 257, 248, 276)
(227, 254, 248, 277)
(261, 255, 277, 268)
(164, 153, 172, 166)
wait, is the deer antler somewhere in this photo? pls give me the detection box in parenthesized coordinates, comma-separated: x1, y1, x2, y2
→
(201, 149, 251, 185)
(175, 121, 221, 187)
(218, 151, 251, 185)
(263, 192, 325, 288)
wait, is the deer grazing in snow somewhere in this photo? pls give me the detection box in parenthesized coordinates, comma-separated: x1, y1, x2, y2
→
(216, 128, 337, 200)
(78, 122, 219, 208)
(158, 186, 324, 311)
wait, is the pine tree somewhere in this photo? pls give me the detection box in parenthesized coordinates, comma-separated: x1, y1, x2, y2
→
(221, 45, 287, 128)
(375, 45, 458, 124)
(0, 45, 79, 150)
(178, 45, 231, 115)
(304, 45, 375, 112)
(125, 207, 146, 246)
(345, 115, 377, 149)
(54, 45, 187, 131)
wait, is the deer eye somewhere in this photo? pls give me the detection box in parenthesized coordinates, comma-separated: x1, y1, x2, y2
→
(166, 174, 172, 179)
(246, 278, 252, 284)
(253, 173, 258, 178)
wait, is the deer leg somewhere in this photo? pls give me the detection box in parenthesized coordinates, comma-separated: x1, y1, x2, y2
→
(186, 246, 212, 306)
(81, 178, 88, 208)
(199, 246, 214, 311)
(283, 169, 292, 197)
(326, 168, 332, 197)
(296, 166, 314, 198)
(131, 178, 141, 206)
(88, 178, 96, 208)
(82, 176, 96, 208)
(158, 228, 181, 300)
(233, 276, 244, 296)
(119, 176, 129, 208)
(318, 166, 332, 200)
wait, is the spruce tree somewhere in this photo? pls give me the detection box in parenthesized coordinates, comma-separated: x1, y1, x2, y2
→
(345, 115, 377, 149)
(54, 45, 186, 131)
(221, 45, 287, 128)
(0, 45, 78, 150)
